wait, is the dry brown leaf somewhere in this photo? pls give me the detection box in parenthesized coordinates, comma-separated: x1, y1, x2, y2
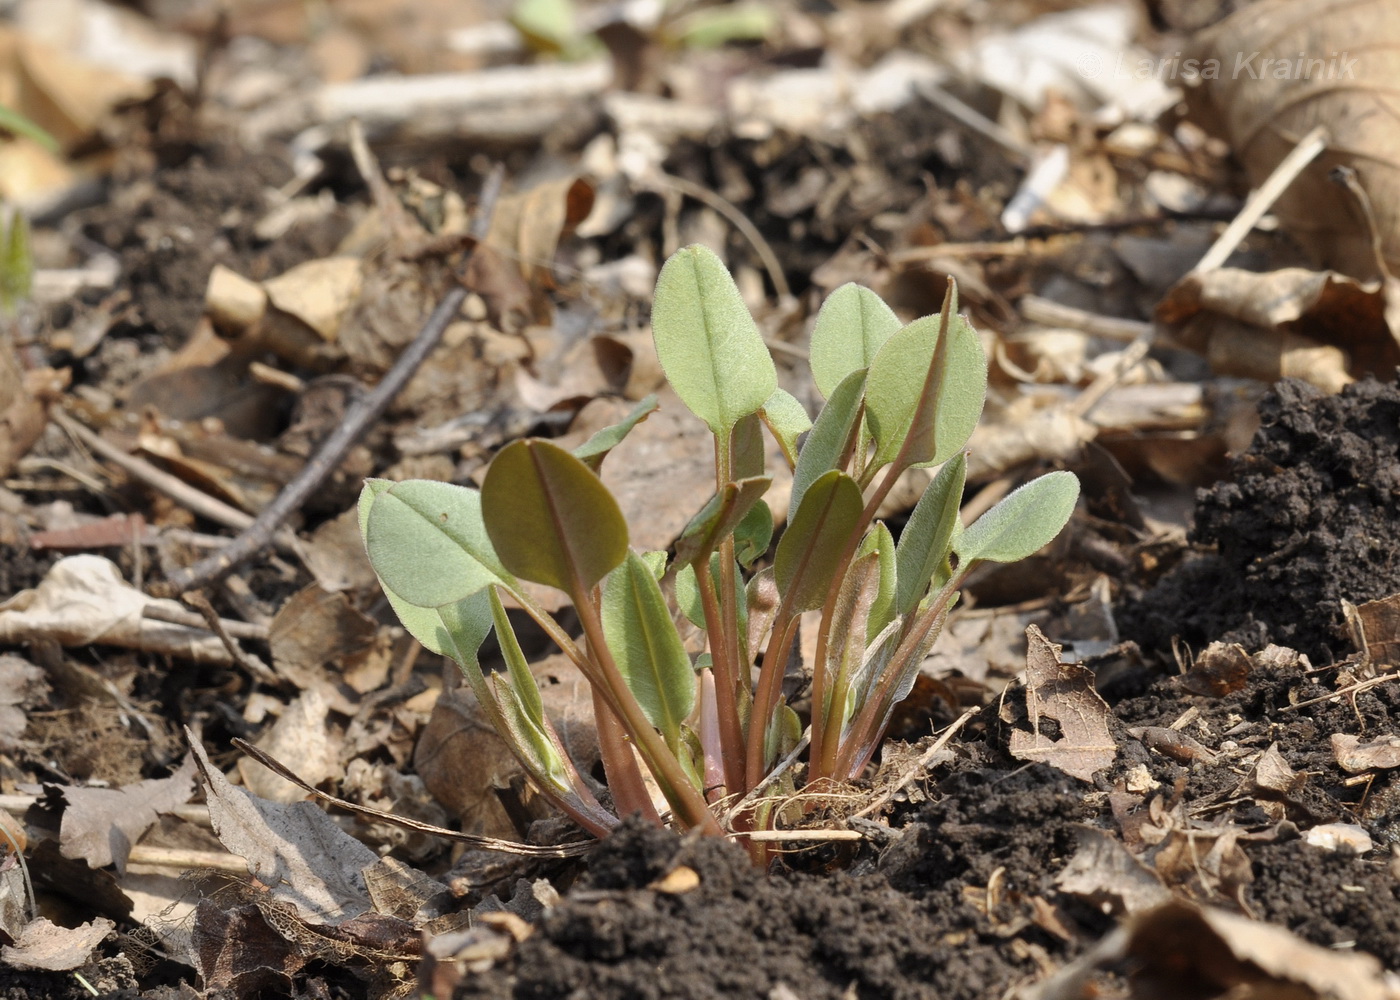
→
(1180, 640, 1252, 697)
(1158, 266, 1400, 388)
(1185, 0, 1400, 284)
(262, 257, 364, 343)
(1127, 726, 1218, 765)
(1054, 827, 1170, 917)
(486, 174, 595, 288)
(57, 754, 197, 874)
(0, 916, 115, 971)
(0, 555, 233, 665)
(189, 727, 377, 925)
(1007, 625, 1117, 781)
(1151, 823, 1254, 906)
(238, 690, 341, 804)
(191, 898, 307, 992)
(1344, 593, 1400, 667)
(269, 584, 381, 694)
(1331, 732, 1400, 773)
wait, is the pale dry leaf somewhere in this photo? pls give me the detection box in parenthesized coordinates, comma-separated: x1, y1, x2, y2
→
(0, 916, 115, 971)
(188, 727, 377, 925)
(1331, 732, 1400, 773)
(486, 174, 595, 287)
(0, 555, 232, 665)
(1054, 827, 1170, 916)
(1152, 823, 1253, 906)
(363, 855, 449, 921)
(58, 754, 197, 874)
(262, 256, 363, 342)
(1185, 0, 1400, 285)
(269, 584, 379, 692)
(0, 654, 45, 749)
(238, 690, 341, 804)
(1008, 625, 1117, 781)
(1158, 266, 1400, 387)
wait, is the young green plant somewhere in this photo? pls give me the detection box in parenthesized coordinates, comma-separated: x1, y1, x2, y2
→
(360, 245, 1078, 841)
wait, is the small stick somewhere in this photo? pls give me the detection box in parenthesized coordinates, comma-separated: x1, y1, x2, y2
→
(180, 591, 282, 687)
(1018, 295, 1152, 342)
(156, 169, 504, 597)
(126, 845, 249, 874)
(141, 603, 269, 641)
(51, 411, 260, 534)
(232, 737, 594, 857)
(652, 171, 791, 298)
(740, 829, 864, 843)
(1193, 123, 1328, 273)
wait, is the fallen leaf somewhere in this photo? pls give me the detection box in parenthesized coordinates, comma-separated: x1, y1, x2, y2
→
(263, 256, 363, 342)
(238, 690, 341, 804)
(1127, 726, 1218, 765)
(1007, 626, 1117, 781)
(191, 898, 306, 992)
(1185, 0, 1400, 285)
(1151, 822, 1255, 908)
(1180, 641, 1252, 697)
(0, 654, 45, 749)
(1331, 733, 1400, 773)
(58, 754, 197, 874)
(0, 555, 233, 665)
(269, 584, 381, 693)
(485, 174, 595, 288)
(1303, 823, 1374, 854)
(0, 916, 115, 971)
(1344, 593, 1400, 667)
(1055, 827, 1170, 917)
(189, 728, 377, 925)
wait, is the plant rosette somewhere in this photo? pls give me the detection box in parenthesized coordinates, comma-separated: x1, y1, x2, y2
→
(360, 245, 1078, 849)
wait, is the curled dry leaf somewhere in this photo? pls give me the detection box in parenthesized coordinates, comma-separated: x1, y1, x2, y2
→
(1005, 626, 1117, 781)
(1185, 0, 1400, 283)
(1344, 593, 1400, 667)
(1157, 266, 1400, 389)
(0, 916, 115, 972)
(1054, 827, 1170, 917)
(1331, 733, 1400, 773)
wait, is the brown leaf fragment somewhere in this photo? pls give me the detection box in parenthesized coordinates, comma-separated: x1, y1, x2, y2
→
(1344, 594, 1400, 667)
(1180, 641, 1251, 697)
(191, 899, 305, 993)
(1127, 726, 1218, 765)
(1028, 898, 1394, 1000)
(1151, 824, 1254, 908)
(1007, 626, 1117, 781)
(269, 584, 380, 693)
(363, 855, 450, 922)
(1055, 827, 1170, 917)
(0, 916, 114, 971)
(1331, 733, 1400, 773)
(1240, 744, 1304, 799)
(188, 727, 377, 925)
(58, 754, 197, 874)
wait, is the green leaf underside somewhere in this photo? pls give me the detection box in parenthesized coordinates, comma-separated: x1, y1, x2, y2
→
(894, 453, 967, 616)
(957, 471, 1080, 564)
(790, 368, 867, 519)
(865, 313, 986, 470)
(759, 387, 812, 469)
(482, 439, 628, 592)
(572, 394, 660, 472)
(858, 522, 898, 641)
(673, 476, 772, 570)
(364, 480, 507, 608)
(809, 283, 901, 399)
(733, 499, 774, 568)
(651, 244, 777, 434)
(602, 551, 697, 743)
(676, 553, 747, 639)
(774, 470, 864, 614)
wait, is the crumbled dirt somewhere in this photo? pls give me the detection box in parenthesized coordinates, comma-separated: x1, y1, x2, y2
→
(1119, 375, 1400, 662)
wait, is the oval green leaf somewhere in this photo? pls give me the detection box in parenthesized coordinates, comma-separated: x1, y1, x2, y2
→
(759, 387, 811, 469)
(865, 310, 986, 471)
(602, 550, 697, 744)
(364, 479, 508, 608)
(956, 470, 1079, 565)
(809, 283, 900, 399)
(774, 469, 863, 613)
(482, 439, 629, 593)
(651, 244, 777, 434)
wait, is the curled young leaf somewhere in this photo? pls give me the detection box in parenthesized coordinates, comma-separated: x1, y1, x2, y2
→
(809, 283, 900, 399)
(482, 439, 628, 593)
(774, 470, 864, 614)
(956, 470, 1079, 565)
(894, 453, 967, 616)
(572, 394, 660, 473)
(362, 479, 507, 609)
(759, 387, 812, 470)
(672, 476, 772, 571)
(602, 551, 697, 746)
(857, 522, 898, 642)
(790, 368, 866, 518)
(651, 244, 777, 435)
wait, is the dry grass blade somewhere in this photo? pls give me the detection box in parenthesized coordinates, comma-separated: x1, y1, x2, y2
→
(231, 739, 594, 858)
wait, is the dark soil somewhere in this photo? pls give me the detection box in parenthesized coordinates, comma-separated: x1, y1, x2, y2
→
(1119, 375, 1400, 663)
